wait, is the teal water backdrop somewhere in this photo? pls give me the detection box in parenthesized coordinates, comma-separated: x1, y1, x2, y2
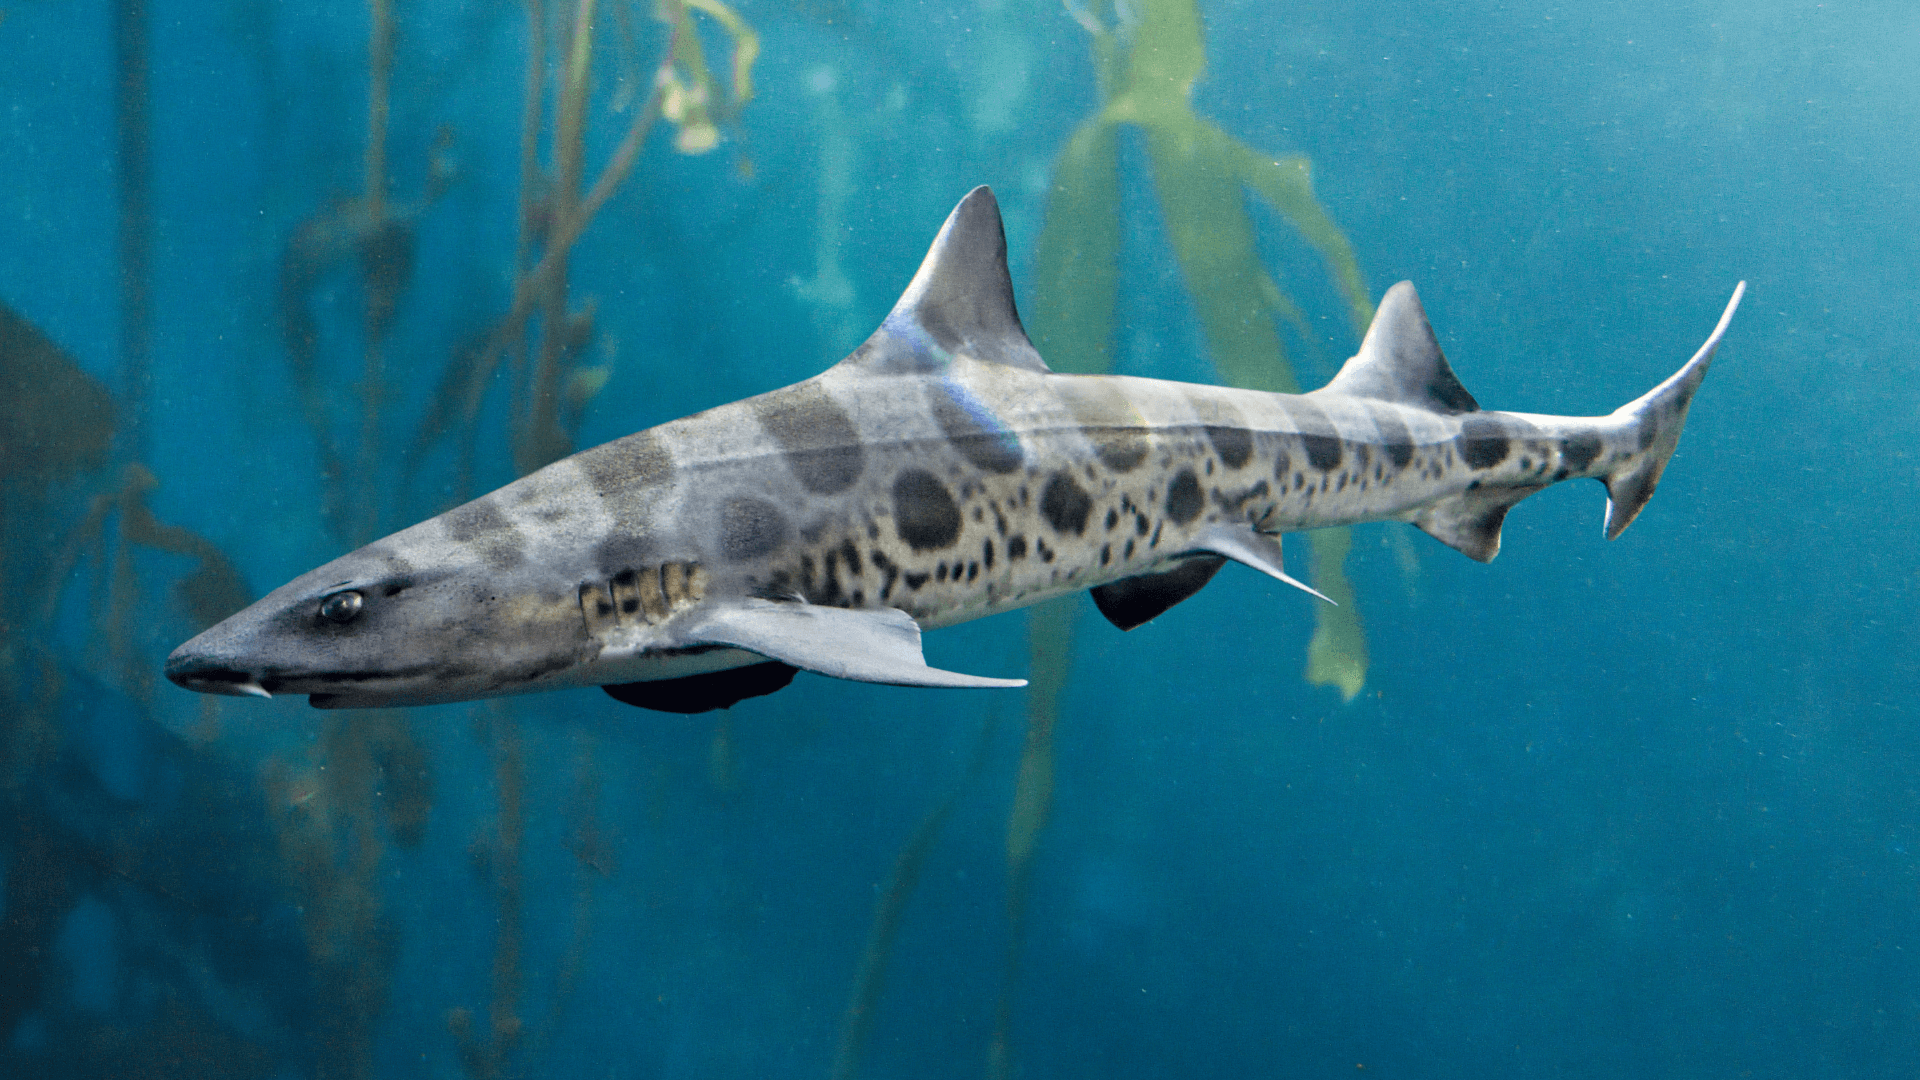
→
(2, 1, 1915, 1077)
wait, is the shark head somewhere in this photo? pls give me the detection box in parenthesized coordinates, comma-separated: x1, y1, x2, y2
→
(165, 519, 599, 709)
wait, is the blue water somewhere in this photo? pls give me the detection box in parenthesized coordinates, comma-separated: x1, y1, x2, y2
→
(4, 1, 1918, 1077)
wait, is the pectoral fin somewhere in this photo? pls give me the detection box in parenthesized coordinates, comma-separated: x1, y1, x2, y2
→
(684, 600, 1026, 689)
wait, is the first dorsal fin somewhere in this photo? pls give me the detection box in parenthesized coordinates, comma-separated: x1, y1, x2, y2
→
(1318, 281, 1478, 414)
(838, 186, 1051, 375)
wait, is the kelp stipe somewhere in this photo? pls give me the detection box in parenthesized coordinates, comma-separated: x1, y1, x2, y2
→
(994, 0, 1377, 1073)
(405, 0, 760, 492)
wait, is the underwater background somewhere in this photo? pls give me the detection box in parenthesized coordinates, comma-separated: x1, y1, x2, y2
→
(3, 0, 1917, 1076)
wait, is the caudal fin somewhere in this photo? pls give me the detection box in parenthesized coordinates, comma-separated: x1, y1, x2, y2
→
(1601, 282, 1746, 540)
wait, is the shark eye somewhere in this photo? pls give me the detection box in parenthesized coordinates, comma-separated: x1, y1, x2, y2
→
(319, 590, 364, 624)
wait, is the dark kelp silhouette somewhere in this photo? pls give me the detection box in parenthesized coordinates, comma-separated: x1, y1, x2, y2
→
(266, 3, 757, 1077)
(0, 304, 302, 1079)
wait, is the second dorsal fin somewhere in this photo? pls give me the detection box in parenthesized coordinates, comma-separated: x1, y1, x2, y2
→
(838, 186, 1051, 375)
(1318, 281, 1479, 414)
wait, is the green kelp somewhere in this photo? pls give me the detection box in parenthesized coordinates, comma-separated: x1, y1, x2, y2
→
(992, 1, 1377, 1074)
(1031, 0, 1375, 700)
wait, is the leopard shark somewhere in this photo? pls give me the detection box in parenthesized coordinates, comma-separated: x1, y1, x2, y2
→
(166, 187, 1744, 713)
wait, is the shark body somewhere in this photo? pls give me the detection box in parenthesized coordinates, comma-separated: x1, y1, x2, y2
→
(168, 188, 1744, 713)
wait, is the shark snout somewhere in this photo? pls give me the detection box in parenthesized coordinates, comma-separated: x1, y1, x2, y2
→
(165, 608, 292, 699)
(164, 648, 275, 698)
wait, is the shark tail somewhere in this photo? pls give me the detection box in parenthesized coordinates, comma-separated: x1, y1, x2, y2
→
(1599, 282, 1746, 540)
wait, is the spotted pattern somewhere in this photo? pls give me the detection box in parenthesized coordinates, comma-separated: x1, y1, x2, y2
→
(930, 382, 1024, 474)
(893, 469, 962, 550)
(1562, 432, 1603, 473)
(1166, 467, 1204, 526)
(1057, 378, 1150, 472)
(576, 429, 674, 497)
(720, 497, 788, 561)
(1040, 471, 1093, 535)
(1206, 425, 1253, 470)
(442, 497, 525, 570)
(1373, 409, 1417, 469)
(754, 382, 864, 494)
(1458, 415, 1511, 470)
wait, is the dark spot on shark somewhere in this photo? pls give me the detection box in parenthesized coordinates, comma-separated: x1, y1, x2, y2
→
(1041, 471, 1093, 535)
(936, 562, 948, 583)
(1370, 409, 1416, 469)
(893, 468, 963, 550)
(1135, 512, 1149, 536)
(983, 538, 995, 570)
(1302, 434, 1343, 472)
(720, 497, 788, 562)
(1205, 425, 1253, 470)
(1100, 544, 1111, 566)
(445, 497, 510, 541)
(1058, 379, 1150, 473)
(930, 383, 1024, 473)
(840, 539, 863, 577)
(755, 382, 864, 494)
(1562, 432, 1603, 473)
(611, 568, 642, 615)
(1212, 479, 1271, 514)
(1166, 468, 1203, 526)
(1459, 416, 1511, 470)
(1105, 508, 1119, 531)
(442, 497, 525, 570)
(967, 562, 979, 581)
(594, 534, 658, 579)
(904, 571, 929, 590)
(819, 553, 846, 606)
(1284, 398, 1344, 472)
(576, 429, 675, 511)
(1007, 535, 1028, 560)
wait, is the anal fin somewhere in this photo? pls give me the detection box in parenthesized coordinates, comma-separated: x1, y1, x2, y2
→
(604, 661, 797, 714)
(683, 600, 1025, 689)
(1412, 485, 1544, 563)
(1091, 554, 1226, 631)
